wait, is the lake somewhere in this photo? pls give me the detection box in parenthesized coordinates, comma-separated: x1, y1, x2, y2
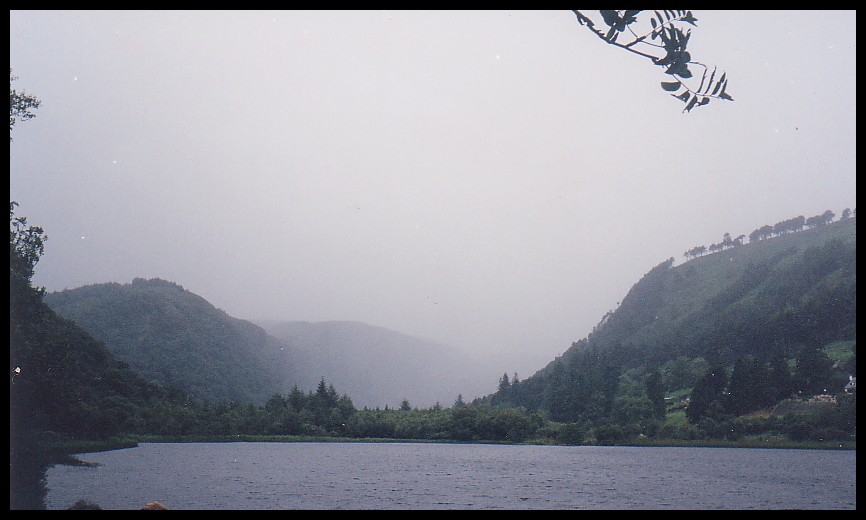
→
(45, 442, 855, 510)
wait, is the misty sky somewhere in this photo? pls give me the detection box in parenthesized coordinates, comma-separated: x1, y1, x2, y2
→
(10, 11, 856, 379)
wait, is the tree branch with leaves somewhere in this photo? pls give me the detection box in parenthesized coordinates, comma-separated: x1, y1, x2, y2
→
(10, 69, 41, 140)
(572, 10, 733, 112)
(10, 70, 46, 289)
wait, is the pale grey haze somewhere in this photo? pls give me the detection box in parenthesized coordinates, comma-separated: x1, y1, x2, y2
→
(10, 11, 856, 391)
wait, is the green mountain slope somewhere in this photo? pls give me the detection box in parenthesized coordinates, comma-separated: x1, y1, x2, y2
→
(43, 280, 490, 408)
(43, 278, 289, 404)
(492, 217, 856, 423)
(587, 216, 854, 367)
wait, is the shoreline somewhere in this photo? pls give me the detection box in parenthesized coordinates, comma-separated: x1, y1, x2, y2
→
(51, 434, 855, 464)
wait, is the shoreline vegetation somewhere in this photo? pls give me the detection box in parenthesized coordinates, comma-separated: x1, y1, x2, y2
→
(51, 434, 855, 467)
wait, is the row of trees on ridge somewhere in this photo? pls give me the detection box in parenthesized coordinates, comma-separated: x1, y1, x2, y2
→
(683, 208, 854, 260)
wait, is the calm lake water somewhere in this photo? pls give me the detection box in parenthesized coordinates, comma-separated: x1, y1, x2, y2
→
(45, 442, 855, 510)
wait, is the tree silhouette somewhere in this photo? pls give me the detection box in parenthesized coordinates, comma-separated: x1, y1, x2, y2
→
(10, 69, 41, 140)
(687, 208, 849, 262)
(725, 356, 770, 415)
(10, 202, 47, 286)
(572, 10, 733, 112)
(793, 345, 835, 395)
(645, 370, 667, 419)
(686, 364, 728, 422)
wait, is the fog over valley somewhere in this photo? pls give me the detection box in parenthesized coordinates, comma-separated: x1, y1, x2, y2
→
(10, 10, 856, 387)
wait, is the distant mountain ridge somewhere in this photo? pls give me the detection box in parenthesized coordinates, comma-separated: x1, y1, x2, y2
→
(43, 280, 492, 408)
(254, 319, 491, 409)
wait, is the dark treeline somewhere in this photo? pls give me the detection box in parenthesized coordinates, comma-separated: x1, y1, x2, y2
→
(684, 208, 854, 259)
(488, 342, 854, 445)
(123, 379, 544, 445)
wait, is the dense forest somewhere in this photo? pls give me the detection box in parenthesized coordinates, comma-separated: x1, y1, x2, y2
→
(485, 215, 856, 444)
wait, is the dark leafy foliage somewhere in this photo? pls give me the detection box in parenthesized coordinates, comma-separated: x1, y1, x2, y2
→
(573, 10, 733, 112)
(9, 201, 46, 285)
(10, 69, 41, 139)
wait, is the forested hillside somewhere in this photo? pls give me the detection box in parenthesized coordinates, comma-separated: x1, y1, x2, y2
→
(488, 215, 855, 441)
(574, 215, 854, 370)
(43, 280, 490, 409)
(43, 278, 290, 404)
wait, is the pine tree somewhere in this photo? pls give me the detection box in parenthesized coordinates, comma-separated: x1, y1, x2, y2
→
(686, 365, 727, 422)
(793, 345, 834, 395)
(767, 355, 794, 402)
(646, 370, 667, 419)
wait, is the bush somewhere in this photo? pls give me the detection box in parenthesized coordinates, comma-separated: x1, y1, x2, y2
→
(556, 423, 585, 445)
(593, 424, 625, 444)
